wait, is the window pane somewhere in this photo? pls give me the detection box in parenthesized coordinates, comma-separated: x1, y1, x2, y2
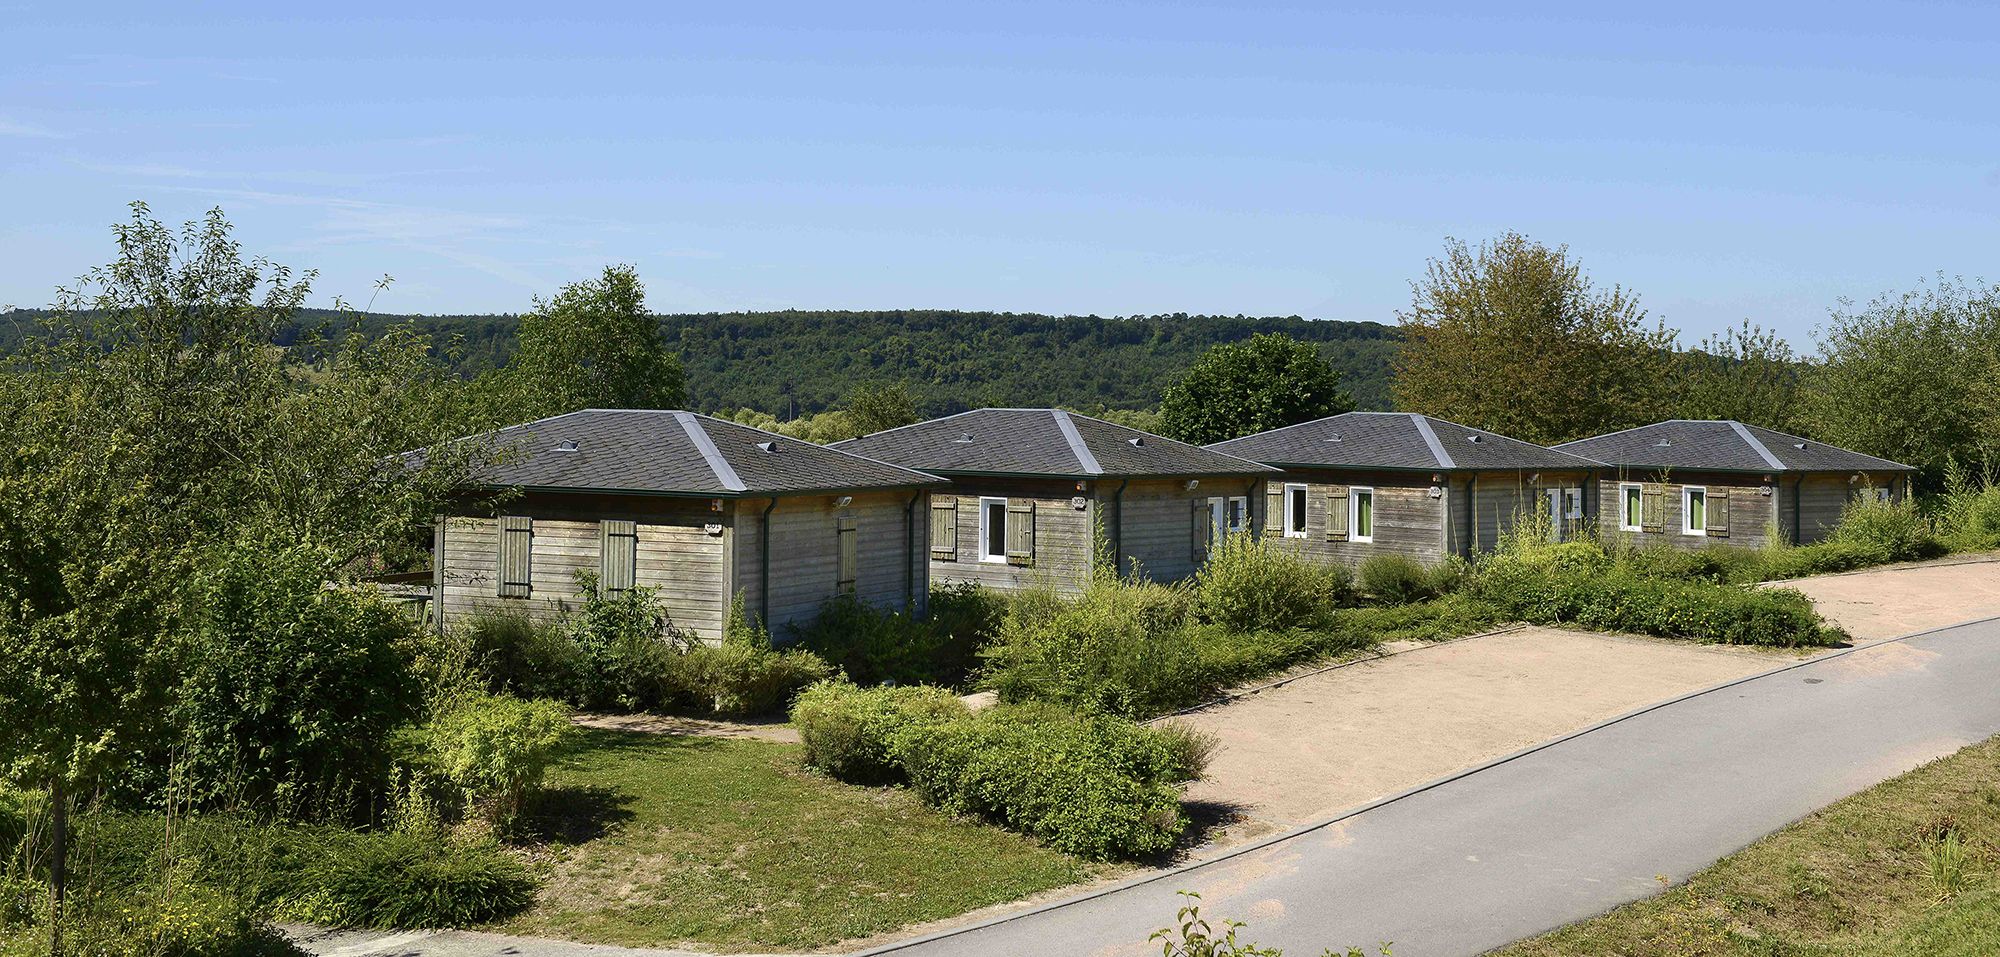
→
(1688, 491, 1705, 531)
(985, 502, 1006, 556)
(1625, 487, 1640, 523)
(1290, 489, 1306, 531)
(1356, 491, 1373, 537)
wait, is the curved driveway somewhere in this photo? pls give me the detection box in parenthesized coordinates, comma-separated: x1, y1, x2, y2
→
(860, 617, 2000, 957)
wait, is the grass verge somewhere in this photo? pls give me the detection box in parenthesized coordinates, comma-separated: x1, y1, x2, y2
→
(1496, 734, 2000, 957)
(492, 727, 1105, 951)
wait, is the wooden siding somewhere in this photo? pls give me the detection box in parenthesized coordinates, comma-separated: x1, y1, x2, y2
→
(1462, 470, 1594, 554)
(438, 493, 730, 636)
(929, 477, 1095, 595)
(735, 490, 926, 636)
(1257, 468, 1447, 568)
(1592, 470, 1780, 551)
(1793, 471, 1907, 545)
(1113, 477, 1254, 583)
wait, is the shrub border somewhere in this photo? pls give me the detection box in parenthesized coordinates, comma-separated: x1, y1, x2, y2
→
(850, 612, 2000, 957)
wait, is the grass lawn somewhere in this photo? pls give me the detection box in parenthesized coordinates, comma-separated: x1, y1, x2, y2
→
(493, 727, 1107, 952)
(1497, 734, 2000, 957)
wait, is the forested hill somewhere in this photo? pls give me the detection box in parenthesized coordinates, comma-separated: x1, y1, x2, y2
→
(0, 308, 1400, 416)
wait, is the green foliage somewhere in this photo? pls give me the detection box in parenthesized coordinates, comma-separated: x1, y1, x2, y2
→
(675, 642, 835, 717)
(790, 681, 968, 784)
(172, 538, 423, 816)
(1152, 891, 1391, 957)
(1357, 554, 1438, 605)
(456, 611, 586, 703)
(889, 704, 1200, 860)
(285, 831, 535, 929)
(1828, 496, 1944, 564)
(1159, 332, 1356, 445)
(1191, 534, 1351, 633)
(558, 575, 696, 712)
(49, 886, 303, 957)
(1395, 232, 1675, 445)
(1797, 276, 2000, 478)
(1936, 463, 2000, 552)
(1472, 542, 1840, 647)
(790, 585, 1003, 687)
(1671, 320, 1804, 431)
(403, 696, 572, 827)
(497, 264, 686, 422)
(844, 381, 922, 436)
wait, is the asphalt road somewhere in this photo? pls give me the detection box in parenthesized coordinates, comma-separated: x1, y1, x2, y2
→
(857, 616, 2000, 957)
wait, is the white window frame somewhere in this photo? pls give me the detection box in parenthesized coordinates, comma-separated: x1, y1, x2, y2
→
(1619, 483, 1643, 532)
(1282, 483, 1308, 538)
(978, 496, 1008, 563)
(1681, 485, 1708, 536)
(1349, 485, 1375, 544)
(1226, 495, 1248, 534)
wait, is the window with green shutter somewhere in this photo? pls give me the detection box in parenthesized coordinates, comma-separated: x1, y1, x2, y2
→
(599, 520, 637, 594)
(497, 515, 533, 597)
(929, 497, 959, 560)
(1005, 500, 1036, 566)
(837, 514, 858, 592)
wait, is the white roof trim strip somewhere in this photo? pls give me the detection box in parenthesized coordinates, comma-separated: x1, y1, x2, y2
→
(1051, 409, 1104, 475)
(676, 411, 749, 492)
(1728, 420, 1786, 471)
(1409, 414, 1457, 470)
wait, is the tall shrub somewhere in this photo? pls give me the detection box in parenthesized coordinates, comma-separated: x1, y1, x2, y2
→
(1192, 535, 1349, 632)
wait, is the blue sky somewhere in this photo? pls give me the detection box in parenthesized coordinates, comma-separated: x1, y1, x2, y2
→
(3, 2, 1995, 345)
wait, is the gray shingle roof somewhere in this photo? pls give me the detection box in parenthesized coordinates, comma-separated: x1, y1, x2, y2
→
(1207, 412, 1601, 472)
(832, 409, 1275, 478)
(445, 409, 944, 497)
(1553, 420, 1914, 474)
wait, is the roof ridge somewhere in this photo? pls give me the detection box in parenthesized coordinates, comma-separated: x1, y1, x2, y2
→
(844, 408, 987, 443)
(1050, 409, 1104, 475)
(1408, 413, 1456, 469)
(675, 411, 748, 493)
(1727, 420, 1786, 471)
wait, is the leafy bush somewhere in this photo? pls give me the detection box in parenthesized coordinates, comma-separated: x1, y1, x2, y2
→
(458, 611, 583, 703)
(789, 584, 1001, 688)
(1357, 554, 1435, 605)
(673, 605, 833, 715)
(174, 538, 422, 816)
(890, 705, 1201, 860)
(560, 575, 701, 712)
(790, 680, 968, 783)
(981, 579, 1210, 715)
(60, 886, 303, 957)
(1829, 496, 1942, 564)
(1936, 464, 2000, 552)
(0, 786, 37, 862)
(1473, 553, 1840, 647)
(1193, 535, 1350, 632)
(1615, 544, 1762, 585)
(287, 831, 536, 928)
(403, 695, 573, 826)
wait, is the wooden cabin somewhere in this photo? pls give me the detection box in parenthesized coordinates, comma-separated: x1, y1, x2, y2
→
(835, 409, 1276, 593)
(1554, 420, 1915, 549)
(1207, 412, 1602, 566)
(428, 409, 944, 639)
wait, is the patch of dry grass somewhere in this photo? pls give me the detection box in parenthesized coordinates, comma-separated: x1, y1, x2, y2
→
(1498, 735, 2000, 957)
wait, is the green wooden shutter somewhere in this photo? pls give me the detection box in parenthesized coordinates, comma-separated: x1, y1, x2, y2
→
(1006, 500, 1036, 566)
(929, 497, 958, 560)
(1264, 487, 1284, 537)
(1707, 488, 1730, 538)
(1326, 486, 1349, 541)
(1191, 498, 1211, 565)
(837, 515, 859, 591)
(1641, 484, 1665, 533)
(497, 515, 533, 597)
(600, 520, 638, 594)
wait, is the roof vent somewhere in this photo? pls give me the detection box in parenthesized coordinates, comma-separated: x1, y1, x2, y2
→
(1127, 436, 1145, 447)
(1326, 434, 1343, 443)
(756, 441, 778, 453)
(952, 432, 974, 443)
(1794, 442, 1808, 450)
(552, 440, 578, 453)
(1655, 439, 1672, 448)
(1467, 435, 1483, 444)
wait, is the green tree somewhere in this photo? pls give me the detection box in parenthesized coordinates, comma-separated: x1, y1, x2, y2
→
(0, 204, 482, 940)
(1672, 320, 1803, 430)
(1158, 333, 1354, 445)
(1393, 233, 1676, 444)
(843, 381, 920, 437)
(500, 264, 686, 421)
(1797, 277, 2000, 477)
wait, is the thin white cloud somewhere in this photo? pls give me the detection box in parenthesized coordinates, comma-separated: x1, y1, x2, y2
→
(0, 119, 67, 138)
